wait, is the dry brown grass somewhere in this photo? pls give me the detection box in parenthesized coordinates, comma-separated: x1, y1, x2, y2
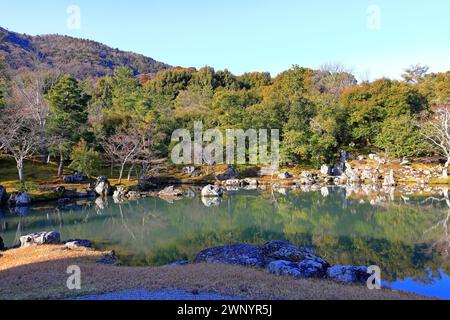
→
(0, 245, 429, 300)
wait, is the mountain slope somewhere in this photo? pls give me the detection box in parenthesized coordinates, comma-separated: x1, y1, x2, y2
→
(0, 26, 171, 79)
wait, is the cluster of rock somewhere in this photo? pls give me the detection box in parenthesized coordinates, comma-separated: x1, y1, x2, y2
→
(17, 231, 92, 250)
(193, 240, 370, 284)
(63, 171, 88, 183)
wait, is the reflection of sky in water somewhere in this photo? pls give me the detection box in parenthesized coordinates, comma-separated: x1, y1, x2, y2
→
(386, 269, 450, 300)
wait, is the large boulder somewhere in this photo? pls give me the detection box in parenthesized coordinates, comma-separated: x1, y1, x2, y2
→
(20, 231, 61, 247)
(0, 186, 7, 204)
(260, 240, 310, 262)
(201, 185, 224, 197)
(15, 192, 31, 206)
(64, 239, 92, 249)
(267, 259, 328, 279)
(94, 176, 112, 197)
(326, 266, 369, 284)
(113, 186, 128, 199)
(194, 244, 266, 268)
(158, 186, 183, 198)
(320, 165, 331, 176)
(218, 165, 238, 180)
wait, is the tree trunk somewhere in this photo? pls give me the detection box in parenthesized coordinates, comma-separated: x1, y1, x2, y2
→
(17, 159, 25, 184)
(41, 140, 47, 164)
(118, 163, 125, 184)
(58, 151, 64, 176)
(46, 154, 51, 163)
(127, 164, 135, 181)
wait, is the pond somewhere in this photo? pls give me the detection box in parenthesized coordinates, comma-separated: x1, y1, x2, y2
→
(1, 186, 449, 299)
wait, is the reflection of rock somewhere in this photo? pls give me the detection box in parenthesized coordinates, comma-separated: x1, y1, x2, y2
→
(201, 185, 224, 197)
(321, 187, 330, 197)
(326, 266, 369, 284)
(224, 179, 242, 187)
(20, 231, 61, 247)
(201, 196, 222, 207)
(95, 197, 108, 210)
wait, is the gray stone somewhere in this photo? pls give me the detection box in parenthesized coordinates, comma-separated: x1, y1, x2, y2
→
(241, 178, 258, 186)
(267, 259, 327, 279)
(158, 186, 183, 198)
(64, 239, 92, 249)
(113, 186, 128, 199)
(260, 240, 309, 262)
(94, 176, 112, 197)
(201, 185, 224, 197)
(218, 165, 238, 180)
(0, 186, 7, 204)
(320, 165, 331, 176)
(278, 172, 293, 179)
(15, 192, 31, 206)
(20, 231, 61, 247)
(194, 244, 266, 268)
(63, 172, 88, 183)
(326, 266, 369, 283)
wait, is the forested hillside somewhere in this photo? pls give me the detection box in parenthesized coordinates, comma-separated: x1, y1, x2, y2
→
(0, 26, 170, 79)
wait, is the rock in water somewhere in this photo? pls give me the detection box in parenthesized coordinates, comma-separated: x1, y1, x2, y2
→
(201, 185, 224, 197)
(94, 176, 112, 197)
(218, 165, 238, 180)
(20, 231, 61, 247)
(194, 244, 266, 268)
(0, 186, 7, 204)
(158, 186, 183, 198)
(15, 192, 31, 206)
(113, 186, 128, 199)
(326, 266, 369, 284)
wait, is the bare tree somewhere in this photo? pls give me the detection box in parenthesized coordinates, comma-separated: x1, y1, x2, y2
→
(8, 55, 60, 163)
(0, 107, 39, 183)
(421, 105, 450, 178)
(101, 128, 143, 184)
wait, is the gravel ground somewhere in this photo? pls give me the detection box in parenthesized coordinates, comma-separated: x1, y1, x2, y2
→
(72, 289, 248, 300)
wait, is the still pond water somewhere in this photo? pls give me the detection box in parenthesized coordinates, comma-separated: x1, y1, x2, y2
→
(1, 187, 450, 299)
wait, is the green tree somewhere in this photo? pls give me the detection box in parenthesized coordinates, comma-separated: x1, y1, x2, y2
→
(375, 115, 428, 158)
(47, 75, 90, 175)
(68, 139, 101, 178)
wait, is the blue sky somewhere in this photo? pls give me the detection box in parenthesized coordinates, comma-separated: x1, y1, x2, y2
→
(1, 0, 449, 81)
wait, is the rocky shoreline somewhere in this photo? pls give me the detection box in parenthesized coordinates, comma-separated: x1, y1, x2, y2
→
(0, 229, 374, 287)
